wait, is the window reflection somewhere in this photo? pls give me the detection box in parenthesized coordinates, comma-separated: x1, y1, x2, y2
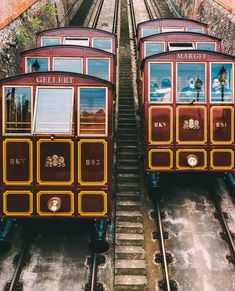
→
(143, 28, 159, 37)
(211, 63, 233, 102)
(197, 43, 215, 51)
(27, 58, 49, 73)
(162, 27, 184, 32)
(149, 63, 172, 102)
(54, 58, 82, 73)
(177, 63, 205, 102)
(93, 39, 112, 52)
(4, 87, 31, 134)
(34, 88, 73, 134)
(42, 37, 61, 46)
(145, 43, 164, 57)
(79, 88, 106, 135)
(87, 59, 109, 80)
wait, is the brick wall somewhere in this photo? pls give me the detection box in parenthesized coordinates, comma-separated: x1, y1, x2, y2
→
(214, 0, 235, 13)
(0, 0, 38, 30)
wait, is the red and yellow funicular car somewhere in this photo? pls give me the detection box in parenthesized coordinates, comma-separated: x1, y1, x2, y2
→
(137, 18, 208, 40)
(141, 50, 235, 175)
(21, 45, 116, 84)
(0, 71, 114, 251)
(36, 27, 117, 54)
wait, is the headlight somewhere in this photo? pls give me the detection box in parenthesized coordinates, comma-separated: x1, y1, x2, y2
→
(187, 154, 198, 167)
(47, 197, 62, 212)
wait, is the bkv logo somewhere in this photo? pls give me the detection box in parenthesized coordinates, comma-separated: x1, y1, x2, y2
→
(45, 155, 65, 167)
(183, 119, 200, 129)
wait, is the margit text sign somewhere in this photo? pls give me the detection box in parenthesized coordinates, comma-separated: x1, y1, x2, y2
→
(36, 75, 74, 84)
(176, 53, 207, 60)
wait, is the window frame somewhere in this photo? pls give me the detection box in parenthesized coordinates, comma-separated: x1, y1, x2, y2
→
(33, 86, 74, 135)
(2, 85, 33, 135)
(176, 62, 207, 104)
(25, 56, 50, 73)
(92, 37, 113, 53)
(52, 57, 83, 73)
(86, 58, 111, 81)
(41, 36, 62, 46)
(77, 87, 108, 136)
(144, 41, 165, 57)
(209, 62, 234, 103)
(148, 61, 173, 103)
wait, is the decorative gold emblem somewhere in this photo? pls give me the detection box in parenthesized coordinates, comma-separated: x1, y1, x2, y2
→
(183, 119, 200, 129)
(45, 155, 65, 167)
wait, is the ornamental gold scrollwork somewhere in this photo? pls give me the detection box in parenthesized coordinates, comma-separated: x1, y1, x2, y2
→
(45, 155, 65, 167)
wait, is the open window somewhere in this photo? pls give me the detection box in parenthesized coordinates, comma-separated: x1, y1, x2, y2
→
(145, 42, 165, 57)
(162, 27, 184, 33)
(33, 87, 74, 134)
(210, 63, 233, 102)
(87, 59, 110, 81)
(149, 63, 172, 103)
(196, 43, 216, 51)
(177, 63, 206, 103)
(78, 88, 107, 135)
(142, 27, 159, 37)
(26, 58, 49, 73)
(53, 58, 83, 73)
(168, 42, 194, 51)
(4, 86, 32, 134)
(64, 37, 89, 46)
(41, 37, 61, 46)
(93, 38, 112, 52)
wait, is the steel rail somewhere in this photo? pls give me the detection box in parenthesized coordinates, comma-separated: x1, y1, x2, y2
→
(144, 0, 154, 20)
(166, 0, 182, 18)
(8, 239, 31, 291)
(212, 190, 235, 260)
(90, 253, 98, 291)
(155, 196, 171, 291)
(150, 0, 163, 18)
(129, 0, 137, 45)
(112, 0, 120, 34)
(92, 0, 105, 28)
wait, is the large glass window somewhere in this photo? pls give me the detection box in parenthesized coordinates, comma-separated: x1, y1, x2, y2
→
(211, 63, 233, 102)
(27, 58, 49, 73)
(93, 38, 112, 52)
(177, 63, 206, 102)
(64, 38, 89, 46)
(186, 27, 203, 33)
(196, 43, 216, 51)
(149, 63, 172, 102)
(42, 37, 61, 46)
(4, 87, 31, 134)
(87, 59, 109, 81)
(79, 88, 106, 135)
(145, 43, 164, 57)
(33, 88, 74, 134)
(142, 27, 159, 37)
(53, 58, 82, 73)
